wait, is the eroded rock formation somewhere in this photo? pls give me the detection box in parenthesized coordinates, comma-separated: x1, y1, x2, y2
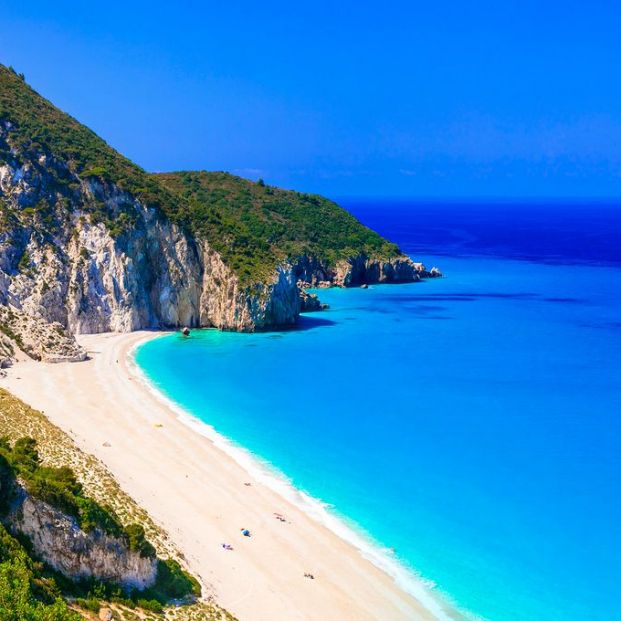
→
(6, 487, 157, 590)
(0, 117, 438, 360)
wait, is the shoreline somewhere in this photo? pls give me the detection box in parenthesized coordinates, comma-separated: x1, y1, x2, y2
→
(1, 331, 459, 621)
(128, 333, 460, 621)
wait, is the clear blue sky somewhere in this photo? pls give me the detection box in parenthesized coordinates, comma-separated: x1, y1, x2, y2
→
(1, 1, 620, 198)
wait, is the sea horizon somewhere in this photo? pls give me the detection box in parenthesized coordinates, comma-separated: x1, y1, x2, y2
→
(4, 6, 621, 619)
(135, 199, 621, 621)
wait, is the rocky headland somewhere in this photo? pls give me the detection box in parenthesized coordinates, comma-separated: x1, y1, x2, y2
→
(0, 64, 439, 362)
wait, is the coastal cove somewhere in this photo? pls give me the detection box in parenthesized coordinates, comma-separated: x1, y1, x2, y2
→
(0, 330, 440, 621)
(135, 202, 621, 621)
(2, 9, 621, 619)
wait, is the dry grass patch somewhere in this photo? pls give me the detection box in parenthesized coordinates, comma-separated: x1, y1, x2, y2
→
(0, 388, 235, 621)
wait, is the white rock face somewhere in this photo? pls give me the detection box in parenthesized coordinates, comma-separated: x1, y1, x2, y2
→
(8, 491, 157, 590)
(0, 122, 432, 359)
(0, 140, 301, 340)
(0, 333, 13, 373)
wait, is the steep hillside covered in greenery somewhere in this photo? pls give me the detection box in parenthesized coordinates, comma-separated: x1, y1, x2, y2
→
(0, 64, 401, 285)
(0, 62, 432, 343)
(0, 64, 183, 227)
(157, 171, 400, 283)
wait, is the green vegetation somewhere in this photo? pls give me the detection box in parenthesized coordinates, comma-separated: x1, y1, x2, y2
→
(6, 66, 25, 82)
(0, 522, 81, 620)
(0, 437, 199, 616)
(0, 64, 184, 227)
(0, 390, 233, 620)
(0, 453, 13, 515)
(157, 171, 400, 283)
(0, 322, 24, 353)
(17, 249, 30, 273)
(49, 559, 197, 613)
(0, 437, 154, 554)
(148, 559, 201, 602)
(0, 63, 402, 286)
(124, 524, 156, 559)
(0, 547, 186, 620)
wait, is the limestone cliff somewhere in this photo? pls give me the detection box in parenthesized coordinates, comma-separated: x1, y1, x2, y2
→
(6, 486, 157, 590)
(0, 65, 440, 359)
(294, 253, 434, 287)
(0, 129, 437, 350)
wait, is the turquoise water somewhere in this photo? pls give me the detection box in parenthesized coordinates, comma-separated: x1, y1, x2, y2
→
(136, 204, 621, 620)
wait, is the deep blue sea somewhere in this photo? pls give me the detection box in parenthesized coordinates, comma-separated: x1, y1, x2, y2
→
(136, 201, 621, 621)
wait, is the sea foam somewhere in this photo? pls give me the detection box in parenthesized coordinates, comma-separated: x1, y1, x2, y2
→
(128, 334, 463, 621)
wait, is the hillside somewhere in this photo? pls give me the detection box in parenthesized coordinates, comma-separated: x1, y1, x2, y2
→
(0, 64, 183, 231)
(0, 65, 400, 281)
(157, 171, 400, 283)
(0, 63, 436, 357)
(0, 388, 234, 621)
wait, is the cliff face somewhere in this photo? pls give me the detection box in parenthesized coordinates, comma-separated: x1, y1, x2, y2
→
(0, 151, 299, 340)
(0, 67, 440, 358)
(6, 487, 157, 590)
(0, 135, 437, 352)
(294, 254, 433, 287)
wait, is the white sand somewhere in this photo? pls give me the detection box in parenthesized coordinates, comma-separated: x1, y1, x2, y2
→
(1, 331, 449, 621)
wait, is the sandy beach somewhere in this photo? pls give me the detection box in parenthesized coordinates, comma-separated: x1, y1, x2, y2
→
(0, 331, 445, 621)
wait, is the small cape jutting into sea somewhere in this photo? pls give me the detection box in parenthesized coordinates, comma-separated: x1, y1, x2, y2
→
(0, 63, 447, 620)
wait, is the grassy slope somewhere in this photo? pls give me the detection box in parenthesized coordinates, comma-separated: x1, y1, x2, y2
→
(157, 171, 400, 283)
(0, 389, 235, 621)
(1, 64, 401, 285)
(0, 64, 182, 221)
